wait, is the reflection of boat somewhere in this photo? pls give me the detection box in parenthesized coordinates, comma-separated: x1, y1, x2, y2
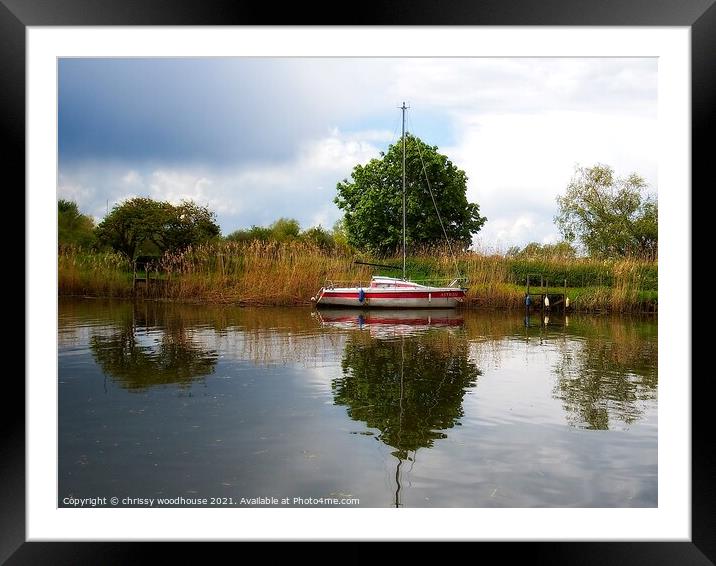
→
(312, 103, 467, 309)
(314, 308, 464, 332)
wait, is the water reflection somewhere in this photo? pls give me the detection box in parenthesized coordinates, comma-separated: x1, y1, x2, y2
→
(315, 308, 464, 336)
(89, 302, 218, 390)
(59, 299, 658, 507)
(331, 319, 481, 506)
(550, 317, 657, 430)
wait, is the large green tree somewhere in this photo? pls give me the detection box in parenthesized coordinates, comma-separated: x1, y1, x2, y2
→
(96, 197, 220, 260)
(58, 199, 96, 247)
(555, 164, 658, 259)
(334, 134, 486, 255)
(163, 200, 222, 251)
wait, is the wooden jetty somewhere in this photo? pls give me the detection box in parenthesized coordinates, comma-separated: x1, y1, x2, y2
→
(132, 257, 166, 296)
(524, 274, 570, 312)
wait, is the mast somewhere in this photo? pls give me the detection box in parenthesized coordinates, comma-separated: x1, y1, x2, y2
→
(401, 102, 408, 280)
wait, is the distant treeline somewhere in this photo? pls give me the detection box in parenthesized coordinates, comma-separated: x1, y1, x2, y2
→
(225, 218, 348, 250)
(58, 197, 349, 256)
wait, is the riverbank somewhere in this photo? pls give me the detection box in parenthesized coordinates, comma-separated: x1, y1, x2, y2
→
(58, 242, 657, 313)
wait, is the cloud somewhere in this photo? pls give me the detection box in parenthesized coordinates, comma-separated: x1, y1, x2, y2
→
(58, 128, 387, 233)
(58, 57, 657, 248)
(444, 110, 657, 247)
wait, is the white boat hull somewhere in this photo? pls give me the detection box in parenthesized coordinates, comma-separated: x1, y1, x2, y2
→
(314, 285, 466, 308)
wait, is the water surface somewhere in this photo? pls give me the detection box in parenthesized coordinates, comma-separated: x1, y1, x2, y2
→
(58, 299, 657, 507)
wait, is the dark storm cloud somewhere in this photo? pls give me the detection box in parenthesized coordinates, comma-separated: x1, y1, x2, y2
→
(58, 58, 380, 165)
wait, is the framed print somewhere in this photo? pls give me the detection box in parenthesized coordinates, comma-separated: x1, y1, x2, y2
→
(7, 0, 710, 563)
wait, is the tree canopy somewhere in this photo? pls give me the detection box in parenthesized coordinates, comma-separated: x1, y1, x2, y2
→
(555, 164, 657, 259)
(58, 199, 96, 248)
(334, 134, 486, 255)
(506, 241, 577, 260)
(226, 217, 346, 250)
(96, 197, 220, 260)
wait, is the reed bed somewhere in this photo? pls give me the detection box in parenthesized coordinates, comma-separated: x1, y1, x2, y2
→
(58, 243, 657, 312)
(58, 247, 133, 297)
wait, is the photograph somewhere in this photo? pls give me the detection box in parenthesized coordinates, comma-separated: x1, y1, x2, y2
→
(57, 56, 659, 509)
(10, 12, 707, 560)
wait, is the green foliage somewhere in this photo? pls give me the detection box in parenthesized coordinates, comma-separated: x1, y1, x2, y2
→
(58, 199, 96, 248)
(506, 241, 577, 260)
(268, 217, 301, 241)
(555, 164, 658, 259)
(302, 225, 334, 250)
(226, 218, 300, 243)
(335, 134, 486, 255)
(226, 226, 272, 242)
(96, 197, 220, 260)
(331, 219, 349, 248)
(226, 217, 348, 250)
(164, 201, 221, 251)
(506, 258, 657, 290)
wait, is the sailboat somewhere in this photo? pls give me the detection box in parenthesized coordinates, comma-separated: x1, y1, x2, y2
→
(313, 103, 468, 309)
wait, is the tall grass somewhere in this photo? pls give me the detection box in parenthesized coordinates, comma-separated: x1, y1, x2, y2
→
(156, 241, 373, 305)
(58, 243, 657, 312)
(58, 246, 133, 297)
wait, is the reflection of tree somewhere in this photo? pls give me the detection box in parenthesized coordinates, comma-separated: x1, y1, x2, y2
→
(552, 319, 657, 430)
(90, 304, 218, 391)
(332, 332, 480, 458)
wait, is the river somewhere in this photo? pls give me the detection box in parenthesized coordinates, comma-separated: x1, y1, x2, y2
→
(58, 298, 657, 508)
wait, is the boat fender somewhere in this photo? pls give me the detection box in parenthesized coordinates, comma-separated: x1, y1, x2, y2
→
(358, 288, 365, 303)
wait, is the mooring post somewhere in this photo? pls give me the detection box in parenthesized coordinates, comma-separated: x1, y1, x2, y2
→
(526, 276, 532, 312)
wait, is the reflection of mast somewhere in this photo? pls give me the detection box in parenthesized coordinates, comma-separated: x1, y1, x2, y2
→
(394, 336, 405, 508)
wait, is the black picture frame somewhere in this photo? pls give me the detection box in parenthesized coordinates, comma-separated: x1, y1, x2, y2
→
(7, 0, 708, 563)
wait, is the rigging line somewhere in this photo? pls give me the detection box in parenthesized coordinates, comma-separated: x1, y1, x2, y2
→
(389, 111, 402, 148)
(408, 113, 461, 279)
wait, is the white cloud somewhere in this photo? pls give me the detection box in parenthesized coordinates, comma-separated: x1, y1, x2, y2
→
(444, 110, 657, 247)
(148, 170, 220, 210)
(59, 58, 657, 248)
(122, 170, 142, 186)
(58, 128, 386, 234)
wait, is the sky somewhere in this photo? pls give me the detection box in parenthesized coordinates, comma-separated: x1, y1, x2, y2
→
(58, 57, 657, 250)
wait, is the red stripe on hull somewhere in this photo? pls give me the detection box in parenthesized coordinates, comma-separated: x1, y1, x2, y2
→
(321, 291, 465, 299)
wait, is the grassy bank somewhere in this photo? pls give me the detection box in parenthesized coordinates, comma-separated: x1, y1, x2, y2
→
(58, 242, 657, 313)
